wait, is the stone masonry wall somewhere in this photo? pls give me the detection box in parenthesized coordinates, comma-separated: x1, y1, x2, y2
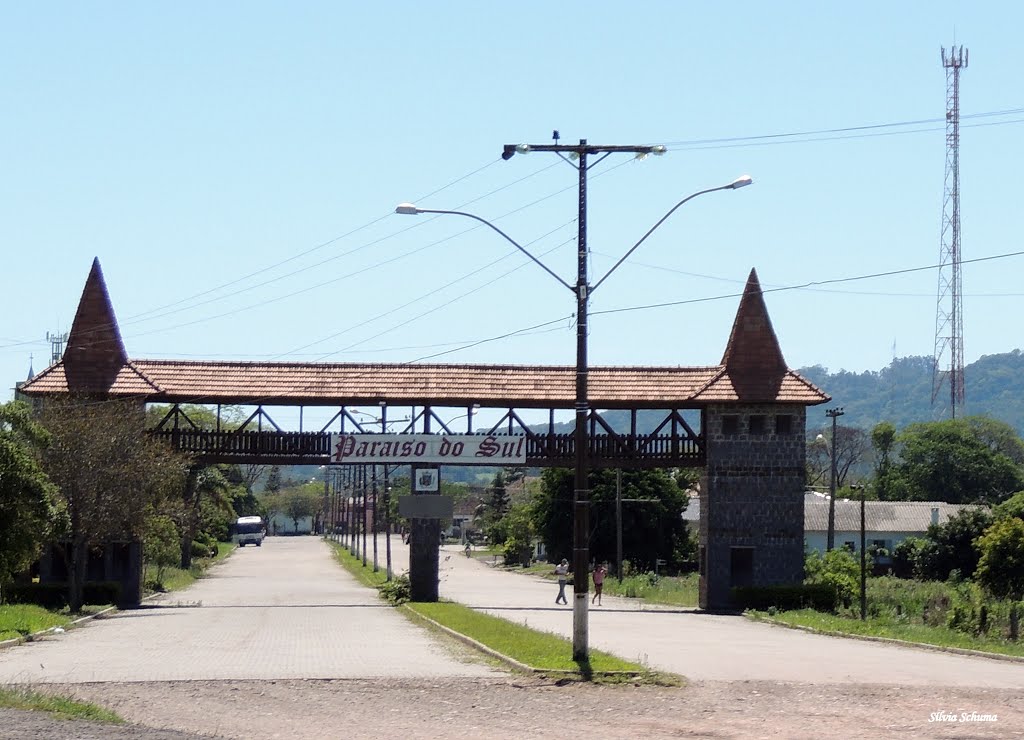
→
(699, 404, 807, 610)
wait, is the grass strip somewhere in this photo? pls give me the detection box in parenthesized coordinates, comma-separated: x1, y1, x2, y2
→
(749, 608, 1024, 659)
(327, 538, 390, 589)
(325, 538, 676, 682)
(407, 600, 649, 674)
(0, 605, 70, 642)
(146, 540, 235, 593)
(0, 686, 123, 724)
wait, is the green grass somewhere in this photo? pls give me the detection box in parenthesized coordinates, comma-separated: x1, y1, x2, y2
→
(325, 538, 677, 683)
(0, 685, 123, 724)
(326, 538, 390, 589)
(750, 608, 1024, 658)
(0, 604, 70, 642)
(145, 540, 235, 593)
(599, 572, 699, 608)
(407, 600, 667, 679)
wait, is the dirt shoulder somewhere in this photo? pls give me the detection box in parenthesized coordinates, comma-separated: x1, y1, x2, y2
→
(4, 677, 1019, 739)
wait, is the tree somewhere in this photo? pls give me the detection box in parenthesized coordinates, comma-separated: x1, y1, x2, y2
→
(500, 503, 536, 567)
(884, 419, 1024, 504)
(533, 468, 689, 573)
(870, 421, 897, 501)
(266, 483, 321, 533)
(807, 425, 871, 489)
(974, 517, 1024, 600)
(916, 508, 993, 582)
(266, 466, 282, 494)
(39, 397, 187, 611)
(143, 514, 180, 589)
(993, 491, 1024, 522)
(0, 401, 60, 592)
(484, 471, 511, 544)
(177, 466, 232, 568)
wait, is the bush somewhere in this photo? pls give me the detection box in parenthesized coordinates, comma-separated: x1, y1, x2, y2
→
(891, 537, 926, 579)
(974, 517, 1024, 600)
(4, 581, 120, 610)
(379, 575, 411, 605)
(805, 549, 859, 608)
(732, 583, 839, 612)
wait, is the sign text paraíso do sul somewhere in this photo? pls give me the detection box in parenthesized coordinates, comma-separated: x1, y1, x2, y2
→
(329, 434, 526, 465)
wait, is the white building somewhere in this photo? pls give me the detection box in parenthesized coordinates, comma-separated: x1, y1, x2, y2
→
(683, 493, 982, 557)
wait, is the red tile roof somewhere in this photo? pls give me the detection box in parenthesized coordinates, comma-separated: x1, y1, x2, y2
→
(20, 261, 830, 408)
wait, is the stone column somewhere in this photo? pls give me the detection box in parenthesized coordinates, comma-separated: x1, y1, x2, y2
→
(408, 465, 441, 602)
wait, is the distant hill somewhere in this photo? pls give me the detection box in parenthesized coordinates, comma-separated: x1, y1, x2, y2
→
(798, 350, 1024, 435)
(568, 351, 1024, 438)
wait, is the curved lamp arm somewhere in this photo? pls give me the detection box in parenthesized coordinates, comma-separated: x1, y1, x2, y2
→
(395, 204, 574, 293)
(591, 176, 752, 293)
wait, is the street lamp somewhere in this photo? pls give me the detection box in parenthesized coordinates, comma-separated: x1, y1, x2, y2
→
(398, 140, 751, 660)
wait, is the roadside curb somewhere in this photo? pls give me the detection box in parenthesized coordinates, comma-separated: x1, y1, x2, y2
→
(0, 575, 196, 652)
(749, 614, 1024, 664)
(0, 603, 120, 651)
(401, 604, 653, 678)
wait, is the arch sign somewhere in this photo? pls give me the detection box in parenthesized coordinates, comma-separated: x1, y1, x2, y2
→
(329, 433, 526, 465)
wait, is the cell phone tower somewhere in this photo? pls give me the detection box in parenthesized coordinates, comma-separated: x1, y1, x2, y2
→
(932, 45, 968, 418)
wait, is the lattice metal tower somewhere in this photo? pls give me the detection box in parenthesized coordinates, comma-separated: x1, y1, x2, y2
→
(932, 45, 968, 418)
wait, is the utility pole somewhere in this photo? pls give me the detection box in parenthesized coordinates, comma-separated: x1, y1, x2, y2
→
(616, 469, 623, 583)
(502, 138, 667, 661)
(826, 407, 844, 551)
(398, 138, 751, 660)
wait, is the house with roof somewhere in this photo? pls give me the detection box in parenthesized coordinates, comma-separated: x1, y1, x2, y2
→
(804, 494, 982, 557)
(684, 493, 982, 565)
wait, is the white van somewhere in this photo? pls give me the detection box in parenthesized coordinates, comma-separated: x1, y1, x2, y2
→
(232, 516, 265, 547)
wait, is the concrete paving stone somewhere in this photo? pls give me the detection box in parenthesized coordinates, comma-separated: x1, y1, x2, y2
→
(0, 537, 496, 684)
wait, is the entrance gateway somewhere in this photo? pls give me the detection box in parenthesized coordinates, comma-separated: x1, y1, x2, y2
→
(20, 259, 830, 610)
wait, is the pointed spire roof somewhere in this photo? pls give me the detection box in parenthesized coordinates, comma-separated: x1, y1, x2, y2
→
(62, 258, 129, 392)
(26, 354, 35, 382)
(719, 268, 788, 401)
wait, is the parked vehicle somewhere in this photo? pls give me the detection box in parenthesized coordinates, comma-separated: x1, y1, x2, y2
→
(231, 516, 266, 547)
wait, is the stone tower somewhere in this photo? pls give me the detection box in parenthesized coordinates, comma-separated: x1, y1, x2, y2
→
(698, 269, 811, 610)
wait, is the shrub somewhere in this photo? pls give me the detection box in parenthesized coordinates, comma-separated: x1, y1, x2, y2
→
(805, 549, 859, 608)
(379, 575, 411, 605)
(974, 517, 1024, 600)
(143, 514, 180, 588)
(732, 583, 839, 612)
(4, 582, 120, 610)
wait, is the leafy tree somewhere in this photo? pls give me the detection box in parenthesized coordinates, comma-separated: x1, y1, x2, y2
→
(533, 468, 689, 573)
(884, 419, 1024, 504)
(484, 471, 511, 544)
(265, 466, 282, 494)
(500, 503, 536, 567)
(916, 508, 993, 581)
(266, 483, 321, 533)
(870, 421, 897, 501)
(38, 397, 187, 611)
(143, 514, 180, 589)
(178, 466, 231, 568)
(993, 491, 1024, 522)
(973, 517, 1024, 600)
(890, 536, 926, 579)
(805, 548, 859, 608)
(0, 401, 60, 592)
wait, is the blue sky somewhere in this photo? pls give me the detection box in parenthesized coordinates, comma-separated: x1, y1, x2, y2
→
(3, 2, 1022, 427)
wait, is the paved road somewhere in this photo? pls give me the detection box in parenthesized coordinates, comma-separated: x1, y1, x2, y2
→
(384, 537, 1024, 688)
(0, 537, 495, 683)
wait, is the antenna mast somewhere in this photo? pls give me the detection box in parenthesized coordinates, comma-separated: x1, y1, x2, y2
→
(932, 45, 968, 418)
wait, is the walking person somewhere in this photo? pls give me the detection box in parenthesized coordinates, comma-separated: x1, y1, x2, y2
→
(554, 559, 569, 605)
(591, 562, 607, 605)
